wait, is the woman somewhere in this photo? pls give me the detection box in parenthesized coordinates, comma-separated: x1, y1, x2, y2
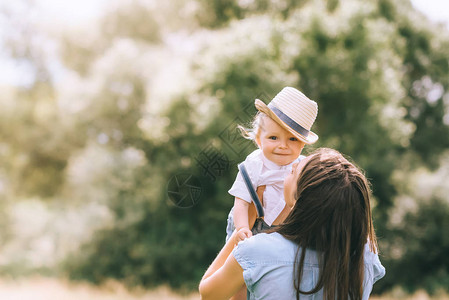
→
(199, 148, 385, 300)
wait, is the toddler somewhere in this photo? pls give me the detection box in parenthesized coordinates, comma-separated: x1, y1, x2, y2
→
(226, 86, 319, 244)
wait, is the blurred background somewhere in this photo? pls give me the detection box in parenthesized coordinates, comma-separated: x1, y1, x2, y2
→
(1, 0, 449, 299)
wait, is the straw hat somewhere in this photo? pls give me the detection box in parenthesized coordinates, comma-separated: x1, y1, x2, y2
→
(255, 87, 318, 144)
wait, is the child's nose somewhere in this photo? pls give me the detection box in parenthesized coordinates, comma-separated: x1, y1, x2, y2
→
(279, 139, 288, 148)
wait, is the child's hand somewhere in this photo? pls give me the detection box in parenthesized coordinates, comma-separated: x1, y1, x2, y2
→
(235, 227, 253, 244)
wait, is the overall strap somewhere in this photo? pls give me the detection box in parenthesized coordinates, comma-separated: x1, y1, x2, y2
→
(239, 163, 266, 300)
(238, 163, 264, 218)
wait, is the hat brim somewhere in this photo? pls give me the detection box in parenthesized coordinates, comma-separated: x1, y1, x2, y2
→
(255, 99, 318, 145)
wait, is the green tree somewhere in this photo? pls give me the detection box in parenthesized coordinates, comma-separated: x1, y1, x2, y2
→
(1, 0, 449, 294)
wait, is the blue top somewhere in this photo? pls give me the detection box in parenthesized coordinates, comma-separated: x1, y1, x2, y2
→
(232, 232, 386, 300)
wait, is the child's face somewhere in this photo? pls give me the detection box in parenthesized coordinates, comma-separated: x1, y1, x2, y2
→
(256, 116, 305, 166)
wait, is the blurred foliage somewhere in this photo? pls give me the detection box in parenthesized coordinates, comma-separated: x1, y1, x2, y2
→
(1, 0, 449, 294)
(380, 198, 449, 294)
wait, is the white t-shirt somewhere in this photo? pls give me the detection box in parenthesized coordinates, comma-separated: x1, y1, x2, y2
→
(228, 149, 303, 226)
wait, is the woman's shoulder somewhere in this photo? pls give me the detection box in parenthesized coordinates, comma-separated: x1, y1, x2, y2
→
(363, 242, 386, 283)
(243, 232, 292, 248)
(363, 242, 382, 264)
(233, 233, 296, 263)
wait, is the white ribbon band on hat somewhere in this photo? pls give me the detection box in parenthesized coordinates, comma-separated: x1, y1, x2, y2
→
(268, 103, 310, 138)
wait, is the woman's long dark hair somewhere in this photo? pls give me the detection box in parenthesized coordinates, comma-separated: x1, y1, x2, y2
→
(275, 148, 378, 300)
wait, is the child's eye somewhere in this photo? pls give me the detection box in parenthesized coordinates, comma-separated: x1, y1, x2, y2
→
(289, 137, 298, 141)
(268, 136, 277, 140)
